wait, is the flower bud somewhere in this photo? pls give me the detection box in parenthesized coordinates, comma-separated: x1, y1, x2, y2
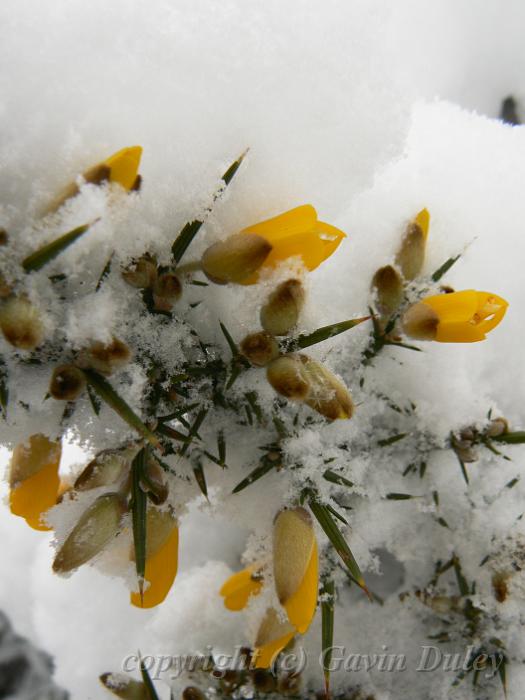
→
(0, 272, 12, 299)
(0, 296, 44, 350)
(492, 571, 509, 603)
(182, 688, 207, 700)
(273, 507, 315, 605)
(121, 254, 157, 289)
(74, 446, 135, 491)
(9, 434, 61, 488)
(99, 673, 147, 699)
(301, 357, 353, 420)
(395, 210, 429, 280)
(201, 233, 272, 284)
(140, 456, 168, 505)
(79, 337, 131, 375)
(53, 492, 126, 573)
(152, 270, 182, 312)
(260, 279, 305, 336)
(240, 332, 279, 367)
(49, 364, 86, 401)
(401, 301, 439, 340)
(0, 228, 8, 245)
(371, 265, 404, 316)
(486, 417, 509, 437)
(451, 429, 478, 463)
(266, 354, 311, 401)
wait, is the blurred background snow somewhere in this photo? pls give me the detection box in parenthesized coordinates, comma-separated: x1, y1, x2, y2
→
(2, 1, 525, 698)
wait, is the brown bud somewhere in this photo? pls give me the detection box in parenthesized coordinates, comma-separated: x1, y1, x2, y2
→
(53, 492, 126, 573)
(260, 279, 305, 336)
(266, 354, 311, 401)
(395, 220, 427, 280)
(152, 270, 182, 311)
(74, 446, 135, 491)
(371, 265, 404, 316)
(182, 688, 206, 700)
(401, 301, 439, 340)
(140, 456, 168, 505)
(201, 233, 272, 284)
(121, 254, 157, 289)
(0, 296, 44, 350)
(278, 672, 301, 696)
(79, 337, 131, 375)
(251, 669, 276, 693)
(492, 571, 509, 603)
(486, 417, 509, 437)
(240, 332, 279, 367)
(273, 507, 315, 605)
(99, 673, 147, 699)
(0, 272, 12, 299)
(0, 228, 8, 245)
(301, 357, 353, 420)
(49, 365, 86, 401)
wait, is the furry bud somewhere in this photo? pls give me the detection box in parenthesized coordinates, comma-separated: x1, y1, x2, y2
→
(201, 233, 272, 284)
(371, 265, 404, 316)
(0, 296, 44, 350)
(49, 365, 86, 401)
(260, 278, 305, 336)
(122, 254, 157, 289)
(240, 332, 280, 367)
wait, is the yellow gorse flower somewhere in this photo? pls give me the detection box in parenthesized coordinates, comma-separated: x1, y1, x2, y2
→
(9, 434, 62, 531)
(402, 290, 508, 343)
(47, 145, 142, 213)
(201, 205, 346, 285)
(219, 507, 318, 669)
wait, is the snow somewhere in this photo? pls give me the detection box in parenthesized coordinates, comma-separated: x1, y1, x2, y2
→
(2, 1, 525, 698)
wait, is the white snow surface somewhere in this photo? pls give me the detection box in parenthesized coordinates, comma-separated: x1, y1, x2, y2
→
(1, 1, 525, 699)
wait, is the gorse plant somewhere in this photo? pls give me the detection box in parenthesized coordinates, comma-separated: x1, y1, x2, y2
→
(0, 145, 518, 699)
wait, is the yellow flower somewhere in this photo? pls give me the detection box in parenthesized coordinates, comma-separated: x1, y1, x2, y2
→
(219, 565, 264, 611)
(220, 507, 318, 669)
(9, 434, 62, 531)
(402, 290, 508, 343)
(46, 146, 143, 213)
(131, 507, 179, 609)
(201, 205, 346, 285)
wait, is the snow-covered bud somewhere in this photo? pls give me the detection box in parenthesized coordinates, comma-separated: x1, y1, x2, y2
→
(240, 331, 279, 367)
(273, 507, 315, 605)
(79, 337, 132, 375)
(266, 354, 311, 401)
(492, 571, 509, 602)
(99, 672, 147, 699)
(260, 278, 305, 336)
(201, 233, 272, 284)
(121, 254, 157, 289)
(152, 269, 182, 311)
(182, 688, 207, 700)
(451, 429, 478, 463)
(395, 209, 429, 280)
(140, 455, 168, 504)
(0, 296, 44, 350)
(371, 265, 404, 316)
(401, 301, 438, 340)
(486, 417, 509, 437)
(301, 356, 353, 420)
(74, 446, 135, 491)
(49, 364, 86, 401)
(53, 492, 126, 573)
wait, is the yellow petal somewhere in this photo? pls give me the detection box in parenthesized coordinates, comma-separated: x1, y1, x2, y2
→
(423, 290, 479, 323)
(415, 208, 430, 240)
(253, 631, 295, 669)
(130, 525, 179, 609)
(220, 566, 263, 611)
(283, 539, 318, 633)
(104, 146, 143, 191)
(9, 435, 61, 531)
(242, 205, 317, 242)
(240, 206, 346, 284)
(253, 608, 296, 669)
